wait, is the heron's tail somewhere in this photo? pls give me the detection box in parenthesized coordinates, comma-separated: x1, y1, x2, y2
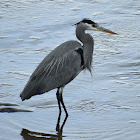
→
(20, 79, 38, 101)
(20, 94, 25, 101)
(20, 92, 29, 101)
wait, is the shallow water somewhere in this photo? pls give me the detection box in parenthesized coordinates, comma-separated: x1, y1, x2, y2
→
(0, 0, 140, 139)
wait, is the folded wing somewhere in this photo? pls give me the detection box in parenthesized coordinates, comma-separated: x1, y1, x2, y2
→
(20, 41, 83, 100)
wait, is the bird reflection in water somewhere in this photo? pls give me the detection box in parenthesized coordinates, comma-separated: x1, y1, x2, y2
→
(21, 114, 68, 140)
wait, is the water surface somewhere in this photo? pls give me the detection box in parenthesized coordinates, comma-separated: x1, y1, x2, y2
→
(0, 0, 140, 139)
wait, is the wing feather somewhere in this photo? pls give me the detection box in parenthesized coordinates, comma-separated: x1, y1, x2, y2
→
(20, 41, 83, 100)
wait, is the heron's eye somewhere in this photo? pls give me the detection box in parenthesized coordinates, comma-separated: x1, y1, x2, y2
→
(92, 23, 98, 28)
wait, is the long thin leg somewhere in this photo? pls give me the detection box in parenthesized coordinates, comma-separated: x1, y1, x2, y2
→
(60, 94, 68, 117)
(56, 88, 61, 131)
(56, 88, 61, 114)
(60, 114, 68, 132)
(59, 87, 68, 117)
(56, 87, 69, 116)
(56, 87, 69, 132)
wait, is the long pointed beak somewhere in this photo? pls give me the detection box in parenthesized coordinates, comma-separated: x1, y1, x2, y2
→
(91, 24, 118, 35)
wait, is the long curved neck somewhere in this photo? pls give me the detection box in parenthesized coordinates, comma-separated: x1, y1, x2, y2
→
(76, 25, 94, 72)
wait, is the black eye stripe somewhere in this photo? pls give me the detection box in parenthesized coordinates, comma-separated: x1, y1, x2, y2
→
(75, 18, 97, 27)
(82, 19, 95, 24)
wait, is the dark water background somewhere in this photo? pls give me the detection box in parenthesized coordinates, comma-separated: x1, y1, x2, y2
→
(0, 0, 140, 139)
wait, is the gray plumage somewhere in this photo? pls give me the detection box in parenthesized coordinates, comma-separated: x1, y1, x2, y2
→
(20, 41, 84, 100)
(20, 19, 117, 116)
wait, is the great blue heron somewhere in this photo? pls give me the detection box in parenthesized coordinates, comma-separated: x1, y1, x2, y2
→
(20, 19, 117, 116)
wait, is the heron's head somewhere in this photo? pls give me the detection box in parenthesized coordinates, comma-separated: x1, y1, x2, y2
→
(76, 19, 117, 35)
